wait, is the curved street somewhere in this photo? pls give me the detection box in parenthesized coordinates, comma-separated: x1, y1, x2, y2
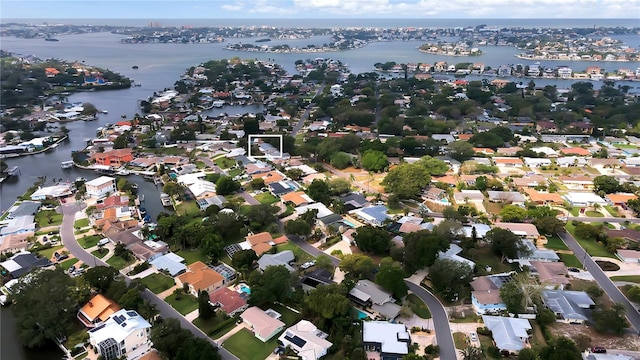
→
(558, 231, 640, 333)
(58, 203, 239, 360)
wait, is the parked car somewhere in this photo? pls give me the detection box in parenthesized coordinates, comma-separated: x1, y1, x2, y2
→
(300, 260, 316, 269)
(470, 332, 477, 342)
(591, 347, 606, 354)
(568, 267, 580, 272)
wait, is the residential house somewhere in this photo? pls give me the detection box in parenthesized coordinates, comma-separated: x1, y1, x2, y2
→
(512, 176, 548, 189)
(616, 249, 640, 263)
(0, 215, 36, 236)
(516, 239, 560, 263)
(524, 189, 565, 205)
(470, 274, 511, 315)
(148, 252, 186, 276)
(454, 190, 484, 204)
(85, 176, 117, 198)
(209, 288, 248, 316)
(556, 156, 588, 168)
(568, 121, 594, 134)
(300, 268, 335, 293)
(278, 320, 333, 360)
(0, 251, 52, 278)
(529, 146, 559, 157)
(339, 193, 369, 211)
(188, 180, 217, 199)
(482, 315, 532, 352)
(176, 261, 226, 297)
(459, 224, 492, 239)
(349, 279, 401, 319)
(432, 134, 455, 143)
(196, 194, 227, 211)
(0, 231, 33, 254)
(605, 193, 637, 207)
(606, 228, 640, 243)
(88, 309, 152, 360)
(530, 261, 570, 289)
(541, 290, 595, 324)
(281, 191, 314, 207)
(536, 121, 558, 133)
(493, 223, 540, 239)
(77, 294, 122, 328)
(487, 191, 526, 205)
(564, 192, 607, 207)
(257, 250, 295, 272)
(244, 232, 275, 256)
(350, 205, 391, 227)
(523, 157, 552, 168)
(622, 158, 640, 167)
(268, 181, 296, 196)
(5, 201, 40, 220)
(423, 187, 448, 204)
(559, 176, 594, 190)
(240, 307, 285, 342)
(560, 147, 591, 156)
(296, 203, 334, 220)
(362, 321, 411, 360)
(30, 184, 74, 200)
(438, 243, 476, 270)
(92, 149, 134, 167)
(493, 157, 524, 167)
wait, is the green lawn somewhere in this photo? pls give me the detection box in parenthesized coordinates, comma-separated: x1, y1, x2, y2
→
(59, 258, 79, 271)
(192, 314, 236, 339)
(165, 293, 199, 315)
(175, 201, 201, 216)
(544, 235, 570, 250)
(79, 235, 103, 249)
(568, 207, 581, 217)
(464, 246, 513, 275)
(565, 222, 616, 258)
(605, 206, 621, 217)
(74, 218, 89, 229)
(215, 157, 236, 169)
(276, 242, 314, 263)
(63, 323, 89, 350)
(585, 211, 604, 217)
(106, 255, 135, 270)
(35, 210, 63, 227)
(259, 303, 301, 326)
(139, 273, 175, 294)
(278, 204, 295, 218)
(228, 168, 243, 178)
(610, 275, 640, 283)
(176, 249, 207, 265)
(223, 328, 279, 360)
(559, 253, 583, 268)
(406, 294, 431, 319)
(91, 248, 109, 259)
(38, 245, 64, 259)
(255, 192, 279, 205)
(453, 332, 468, 350)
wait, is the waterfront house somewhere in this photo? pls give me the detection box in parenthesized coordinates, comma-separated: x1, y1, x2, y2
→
(176, 261, 226, 297)
(482, 315, 532, 352)
(88, 309, 152, 360)
(209, 288, 248, 316)
(541, 290, 595, 324)
(91, 148, 133, 167)
(240, 307, 285, 342)
(362, 321, 410, 360)
(349, 279, 401, 319)
(278, 320, 333, 360)
(196, 194, 227, 211)
(77, 294, 122, 328)
(85, 176, 117, 198)
(5, 201, 41, 220)
(30, 184, 74, 200)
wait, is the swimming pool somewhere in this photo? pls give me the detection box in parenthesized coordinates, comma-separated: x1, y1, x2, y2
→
(342, 220, 357, 228)
(238, 283, 251, 295)
(356, 309, 368, 320)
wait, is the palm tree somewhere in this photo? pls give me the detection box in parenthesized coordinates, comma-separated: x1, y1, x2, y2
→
(460, 345, 482, 360)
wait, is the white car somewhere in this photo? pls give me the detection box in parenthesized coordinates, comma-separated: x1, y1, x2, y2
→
(470, 332, 477, 342)
(300, 260, 317, 269)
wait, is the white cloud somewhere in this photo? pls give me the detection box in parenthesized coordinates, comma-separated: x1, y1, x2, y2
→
(221, 4, 243, 11)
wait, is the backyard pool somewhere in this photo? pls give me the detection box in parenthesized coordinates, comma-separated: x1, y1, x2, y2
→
(238, 283, 251, 295)
(356, 309, 368, 320)
(342, 220, 357, 228)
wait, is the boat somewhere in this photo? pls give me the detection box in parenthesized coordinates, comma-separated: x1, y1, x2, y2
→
(7, 166, 19, 176)
(139, 207, 147, 216)
(133, 82, 142, 87)
(0, 294, 7, 306)
(75, 177, 86, 182)
(132, 65, 139, 69)
(44, 38, 59, 42)
(138, 194, 144, 202)
(61, 161, 74, 169)
(101, 109, 108, 114)
(160, 193, 172, 207)
(212, 100, 225, 108)
(50, 143, 59, 149)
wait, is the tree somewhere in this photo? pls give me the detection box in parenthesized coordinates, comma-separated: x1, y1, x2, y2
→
(232, 249, 258, 270)
(499, 281, 525, 314)
(537, 308, 556, 326)
(375, 258, 408, 299)
(429, 259, 473, 302)
(499, 205, 528, 222)
(339, 254, 375, 279)
(330, 152, 352, 169)
(402, 229, 450, 273)
(284, 218, 312, 236)
(198, 290, 215, 320)
(517, 348, 539, 360)
(382, 163, 431, 199)
(11, 269, 79, 348)
(592, 303, 628, 335)
(163, 181, 183, 198)
(215, 176, 240, 195)
(486, 228, 528, 262)
(175, 336, 221, 360)
(460, 345, 483, 360)
(83, 266, 121, 292)
(246, 204, 278, 231)
(249, 265, 295, 305)
(593, 175, 620, 194)
(361, 150, 388, 172)
(200, 233, 225, 260)
(307, 179, 331, 204)
(416, 156, 449, 176)
(538, 336, 581, 360)
(328, 178, 351, 195)
(247, 178, 265, 191)
(448, 141, 475, 162)
(304, 284, 351, 319)
(354, 226, 391, 255)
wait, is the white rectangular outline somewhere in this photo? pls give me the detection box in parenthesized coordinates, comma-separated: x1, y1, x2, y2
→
(248, 134, 283, 159)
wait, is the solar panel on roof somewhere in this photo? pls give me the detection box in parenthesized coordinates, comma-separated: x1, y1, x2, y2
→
(284, 334, 307, 348)
(114, 315, 125, 324)
(121, 322, 127, 327)
(127, 311, 137, 317)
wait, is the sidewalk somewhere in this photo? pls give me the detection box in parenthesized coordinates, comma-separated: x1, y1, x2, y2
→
(215, 322, 247, 345)
(184, 309, 200, 322)
(157, 284, 181, 300)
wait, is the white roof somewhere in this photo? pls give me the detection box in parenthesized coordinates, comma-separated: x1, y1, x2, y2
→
(529, 146, 559, 156)
(296, 203, 333, 219)
(176, 172, 206, 186)
(482, 315, 531, 352)
(89, 309, 151, 345)
(362, 321, 409, 355)
(30, 184, 73, 199)
(278, 320, 332, 360)
(188, 180, 217, 198)
(564, 192, 607, 205)
(85, 176, 116, 187)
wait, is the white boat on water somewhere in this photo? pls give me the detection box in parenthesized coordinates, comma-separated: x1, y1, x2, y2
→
(61, 161, 74, 169)
(0, 294, 7, 306)
(160, 193, 172, 207)
(101, 109, 108, 114)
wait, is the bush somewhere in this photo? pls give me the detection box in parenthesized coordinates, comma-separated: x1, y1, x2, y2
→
(476, 327, 491, 336)
(424, 345, 439, 356)
(130, 262, 150, 275)
(487, 346, 502, 358)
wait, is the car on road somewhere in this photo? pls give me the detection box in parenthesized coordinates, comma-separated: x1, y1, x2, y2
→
(470, 332, 477, 342)
(591, 346, 606, 353)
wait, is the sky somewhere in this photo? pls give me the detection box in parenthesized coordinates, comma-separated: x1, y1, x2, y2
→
(1, 0, 637, 19)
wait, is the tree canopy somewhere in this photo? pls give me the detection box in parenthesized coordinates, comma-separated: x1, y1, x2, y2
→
(338, 253, 375, 279)
(354, 226, 392, 255)
(304, 284, 351, 319)
(382, 163, 431, 199)
(402, 229, 450, 273)
(375, 258, 408, 299)
(486, 228, 528, 262)
(248, 265, 295, 305)
(429, 258, 473, 302)
(360, 149, 388, 172)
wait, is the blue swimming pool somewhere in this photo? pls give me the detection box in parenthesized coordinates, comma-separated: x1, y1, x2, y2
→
(238, 283, 251, 295)
(342, 220, 357, 228)
(356, 309, 368, 320)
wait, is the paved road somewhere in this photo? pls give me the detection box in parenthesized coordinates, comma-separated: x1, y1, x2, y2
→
(567, 216, 640, 223)
(59, 203, 239, 360)
(292, 82, 324, 136)
(288, 235, 339, 267)
(559, 231, 640, 333)
(405, 281, 457, 360)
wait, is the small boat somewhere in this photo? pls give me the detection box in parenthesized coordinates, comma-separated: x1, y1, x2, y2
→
(7, 166, 19, 176)
(101, 109, 108, 114)
(0, 294, 7, 306)
(50, 143, 59, 149)
(132, 65, 139, 69)
(139, 207, 147, 216)
(44, 38, 59, 42)
(160, 193, 172, 207)
(61, 161, 74, 169)
(133, 82, 142, 87)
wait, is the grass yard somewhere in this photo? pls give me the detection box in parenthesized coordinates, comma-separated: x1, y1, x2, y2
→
(605, 206, 621, 217)
(74, 218, 89, 229)
(610, 275, 640, 283)
(38, 245, 64, 259)
(453, 332, 468, 350)
(139, 273, 175, 294)
(175, 201, 201, 216)
(59, 258, 79, 271)
(63, 323, 89, 350)
(91, 248, 109, 259)
(259, 303, 301, 326)
(530, 321, 547, 347)
(558, 253, 583, 268)
(482, 200, 503, 216)
(464, 246, 513, 275)
(276, 242, 314, 264)
(406, 294, 431, 319)
(165, 293, 199, 315)
(193, 314, 236, 339)
(479, 334, 499, 359)
(228, 168, 243, 178)
(254, 192, 279, 205)
(568, 207, 581, 217)
(176, 249, 207, 265)
(106, 255, 135, 270)
(544, 235, 570, 251)
(79, 235, 103, 249)
(585, 211, 604, 217)
(214, 157, 236, 169)
(223, 328, 279, 360)
(565, 222, 616, 259)
(35, 210, 63, 227)
(278, 204, 295, 218)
